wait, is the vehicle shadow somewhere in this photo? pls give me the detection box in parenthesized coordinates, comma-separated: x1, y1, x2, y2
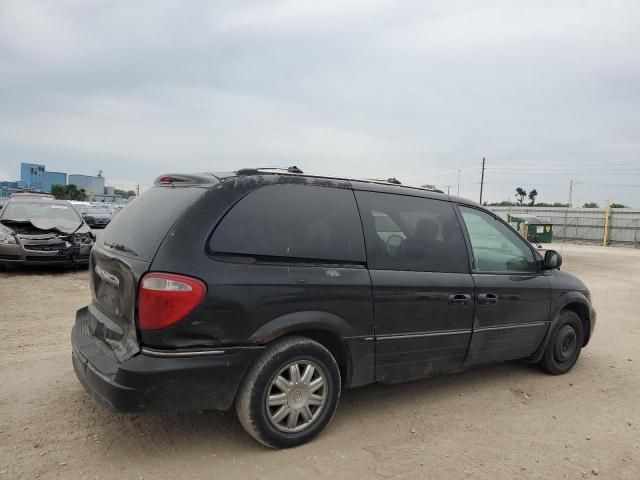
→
(91, 359, 548, 457)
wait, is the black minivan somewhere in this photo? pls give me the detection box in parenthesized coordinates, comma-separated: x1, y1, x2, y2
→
(71, 168, 595, 448)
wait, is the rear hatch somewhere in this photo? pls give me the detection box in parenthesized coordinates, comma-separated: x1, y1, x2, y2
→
(78, 185, 209, 367)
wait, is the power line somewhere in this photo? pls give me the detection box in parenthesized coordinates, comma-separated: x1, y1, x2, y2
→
(376, 162, 480, 179)
(487, 168, 640, 172)
(483, 171, 640, 176)
(401, 167, 482, 180)
(481, 182, 640, 187)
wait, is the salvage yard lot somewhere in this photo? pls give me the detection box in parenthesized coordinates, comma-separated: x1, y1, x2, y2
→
(1, 244, 639, 479)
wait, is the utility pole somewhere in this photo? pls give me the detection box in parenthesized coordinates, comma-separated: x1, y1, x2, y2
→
(568, 179, 573, 207)
(457, 169, 461, 196)
(136, 184, 140, 197)
(479, 157, 486, 204)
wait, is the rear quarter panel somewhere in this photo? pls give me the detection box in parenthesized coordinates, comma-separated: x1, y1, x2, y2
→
(147, 177, 373, 337)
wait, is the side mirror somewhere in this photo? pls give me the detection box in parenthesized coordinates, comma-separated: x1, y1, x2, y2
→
(543, 250, 562, 270)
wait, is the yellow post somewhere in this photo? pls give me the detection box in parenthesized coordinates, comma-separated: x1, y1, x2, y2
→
(603, 200, 612, 246)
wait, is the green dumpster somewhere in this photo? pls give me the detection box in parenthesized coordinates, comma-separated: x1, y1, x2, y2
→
(507, 214, 553, 243)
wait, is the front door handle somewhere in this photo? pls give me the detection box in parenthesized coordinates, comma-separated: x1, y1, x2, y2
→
(449, 293, 472, 306)
(477, 293, 499, 305)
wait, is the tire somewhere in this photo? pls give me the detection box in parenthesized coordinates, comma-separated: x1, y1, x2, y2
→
(236, 335, 341, 448)
(539, 310, 584, 375)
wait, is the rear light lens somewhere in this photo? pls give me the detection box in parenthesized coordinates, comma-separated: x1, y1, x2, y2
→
(138, 273, 206, 331)
(158, 176, 173, 185)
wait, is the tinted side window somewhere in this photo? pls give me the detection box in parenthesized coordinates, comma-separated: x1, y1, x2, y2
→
(459, 206, 536, 272)
(210, 184, 365, 263)
(355, 191, 469, 273)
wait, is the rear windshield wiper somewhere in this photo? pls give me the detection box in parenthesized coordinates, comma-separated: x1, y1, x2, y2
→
(104, 241, 138, 256)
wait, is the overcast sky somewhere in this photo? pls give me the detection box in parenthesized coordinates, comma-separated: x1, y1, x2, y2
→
(1, 0, 639, 206)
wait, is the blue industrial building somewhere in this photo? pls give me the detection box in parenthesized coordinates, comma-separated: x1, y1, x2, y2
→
(0, 181, 21, 198)
(1, 163, 110, 199)
(19, 163, 67, 192)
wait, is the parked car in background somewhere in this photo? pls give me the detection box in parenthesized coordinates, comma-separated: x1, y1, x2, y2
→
(0, 196, 94, 267)
(9, 191, 55, 199)
(69, 201, 92, 212)
(71, 168, 595, 448)
(81, 207, 113, 228)
(111, 204, 126, 216)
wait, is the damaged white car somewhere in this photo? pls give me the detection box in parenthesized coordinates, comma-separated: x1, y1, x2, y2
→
(0, 196, 95, 268)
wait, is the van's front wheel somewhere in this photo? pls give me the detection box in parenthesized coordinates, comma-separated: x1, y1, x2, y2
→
(236, 336, 341, 448)
(539, 310, 584, 375)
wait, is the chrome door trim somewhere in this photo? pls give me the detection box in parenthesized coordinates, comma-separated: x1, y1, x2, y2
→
(376, 329, 472, 341)
(141, 347, 225, 358)
(474, 321, 547, 333)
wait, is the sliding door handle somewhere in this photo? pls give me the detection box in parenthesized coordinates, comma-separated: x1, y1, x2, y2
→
(478, 293, 499, 305)
(449, 293, 472, 306)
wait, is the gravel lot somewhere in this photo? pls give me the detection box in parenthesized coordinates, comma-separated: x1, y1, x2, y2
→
(1, 243, 639, 480)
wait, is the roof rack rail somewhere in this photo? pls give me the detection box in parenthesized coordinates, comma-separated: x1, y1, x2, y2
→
(236, 166, 304, 176)
(230, 168, 446, 194)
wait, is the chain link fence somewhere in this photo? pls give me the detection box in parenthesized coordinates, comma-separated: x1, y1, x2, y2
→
(490, 207, 640, 247)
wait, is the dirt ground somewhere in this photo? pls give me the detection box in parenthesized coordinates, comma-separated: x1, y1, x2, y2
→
(1, 243, 639, 480)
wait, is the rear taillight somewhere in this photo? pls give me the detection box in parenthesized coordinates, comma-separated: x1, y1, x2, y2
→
(138, 273, 206, 331)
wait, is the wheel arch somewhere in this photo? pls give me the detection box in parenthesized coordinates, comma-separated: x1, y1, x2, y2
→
(247, 311, 371, 389)
(285, 329, 349, 385)
(529, 292, 593, 363)
(562, 301, 591, 347)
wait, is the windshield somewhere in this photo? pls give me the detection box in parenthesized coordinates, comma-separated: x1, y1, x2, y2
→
(1, 201, 82, 230)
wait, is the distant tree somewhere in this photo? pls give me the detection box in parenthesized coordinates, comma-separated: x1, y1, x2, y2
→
(534, 202, 569, 207)
(583, 202, 599, 208)
(51, 184, 86, 201)
(611, 203, 628, 208)
(66, 184, 85, 201)
(515, 187, 527, 205)
(528, 189, 538, 206)
(421, 184, 436, 190)
(488, 200, 516, 207)
(51, 184, 66, 200)
(114, 188, 137, 199)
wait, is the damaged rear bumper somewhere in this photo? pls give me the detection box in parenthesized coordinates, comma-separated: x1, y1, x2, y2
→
(0, 243, 91, 266)
(71, 308, 263, 412)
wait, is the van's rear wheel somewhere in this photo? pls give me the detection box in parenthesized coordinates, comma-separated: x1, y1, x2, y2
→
(236, 336, 341, 448)
(539, 310, 584, 375)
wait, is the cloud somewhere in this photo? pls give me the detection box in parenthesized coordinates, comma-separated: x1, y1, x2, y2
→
(0, 0, 639, 205)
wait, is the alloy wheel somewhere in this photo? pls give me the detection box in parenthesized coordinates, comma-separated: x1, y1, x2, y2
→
(265, 360, 328, 433)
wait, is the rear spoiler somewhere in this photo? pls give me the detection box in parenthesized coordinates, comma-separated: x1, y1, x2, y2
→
(153, 173, 220, 187)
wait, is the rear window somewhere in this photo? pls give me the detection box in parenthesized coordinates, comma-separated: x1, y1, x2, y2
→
(210, 184, 366, 263)
(99, 187, 204, 261)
